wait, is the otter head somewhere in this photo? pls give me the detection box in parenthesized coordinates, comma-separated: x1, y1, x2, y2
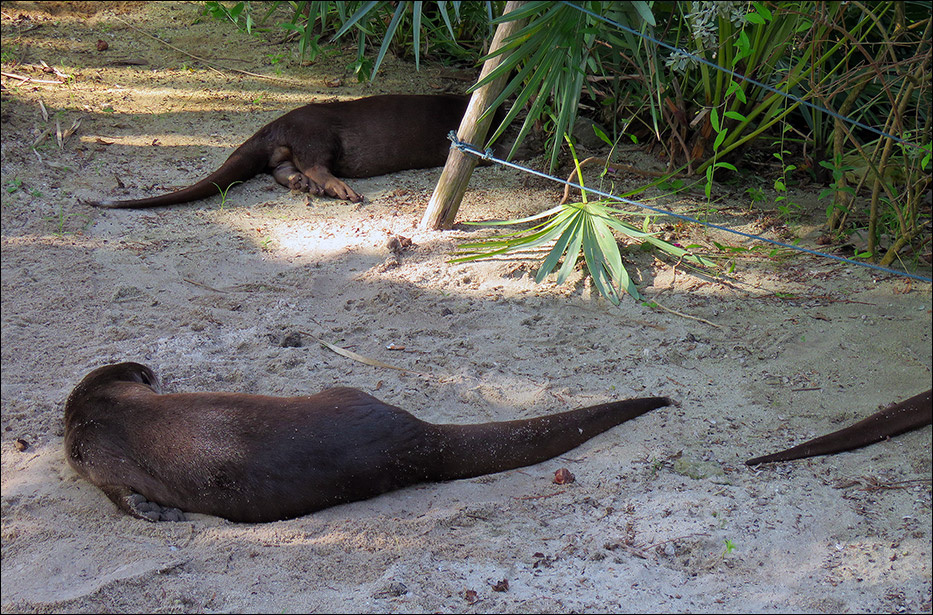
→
(64, 362, 163, 423)
(86, 362, 162, 393)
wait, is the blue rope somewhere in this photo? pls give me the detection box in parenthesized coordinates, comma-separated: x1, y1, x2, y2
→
(560, 1, 926, 152)
(449, 134, 932, 283)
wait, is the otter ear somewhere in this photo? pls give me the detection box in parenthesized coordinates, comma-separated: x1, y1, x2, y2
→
(132, 366, 160, 392)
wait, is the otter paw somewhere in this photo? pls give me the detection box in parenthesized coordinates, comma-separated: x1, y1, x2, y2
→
(324, 179, 363, 203)
(300, 176, 324, 197)
(126, 493, 187, 522)
(286, 173, 311, 193)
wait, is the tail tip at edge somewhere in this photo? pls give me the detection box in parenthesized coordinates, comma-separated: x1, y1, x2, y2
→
(87, 199, 122, 208)
(79, 196, 116, 208)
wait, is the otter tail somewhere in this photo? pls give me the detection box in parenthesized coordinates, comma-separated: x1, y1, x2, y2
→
(430, 396, 672, 480)
(746, 389, 932, 465)
(87, 140, 269, 209)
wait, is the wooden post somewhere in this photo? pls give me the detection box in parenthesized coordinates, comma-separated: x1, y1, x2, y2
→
(419, 0, 529, 230)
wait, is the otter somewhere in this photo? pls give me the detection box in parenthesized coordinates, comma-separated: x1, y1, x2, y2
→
(746, 389, 931, 465)
(64, 362, 671, 522)
(87, 94, 479, 208)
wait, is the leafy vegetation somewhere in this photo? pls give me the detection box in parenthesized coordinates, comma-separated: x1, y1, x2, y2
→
(202, 1, 931, 296)
(201, 1, 497, 80)
(453, 140, 713, 303)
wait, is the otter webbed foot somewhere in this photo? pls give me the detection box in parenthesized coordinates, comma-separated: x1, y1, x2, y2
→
(125, 493, 187, 522)
(102, 486, 187, 522)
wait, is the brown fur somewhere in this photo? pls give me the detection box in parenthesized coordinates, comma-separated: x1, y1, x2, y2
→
(64, 362, 671, 522)
(88, 95, 475, 208)
(746, 389, 931, 465)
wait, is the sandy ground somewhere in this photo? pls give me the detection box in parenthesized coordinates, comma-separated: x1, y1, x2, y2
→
(1, 2, 931, 613)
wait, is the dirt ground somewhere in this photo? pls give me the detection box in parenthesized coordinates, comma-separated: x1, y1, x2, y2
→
(1, 2, 931, 613)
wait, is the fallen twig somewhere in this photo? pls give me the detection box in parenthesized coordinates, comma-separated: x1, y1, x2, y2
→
(1, 71, 64, 84)
(183, 278, 228, 293)
(648, 298, 723, 329)
(298, 329, 432, 377)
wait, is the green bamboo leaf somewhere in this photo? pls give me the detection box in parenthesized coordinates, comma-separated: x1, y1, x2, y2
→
(733, 84, 747, 104)
(590, 212, 641, 301)
(592, 123, 613, 147)
(537, 211, 584, 282)
(590, 212, 629, 299)
(450, 245, 520, 263)
(724, 111, 747, 121)
(460, 215, 558, 238)
(601, 215, 655, 240)
(436, 0, 457, 39)
(456, 219, 566, 254)
(476, 38, 554, 138)
(554, 219, 585, 284)
(474, 18, 554, 90)
(331, 1, 380, 40)
(475, 2, 591, 170)
(589, 211, 624, 282)
(509, 217, 578, 251)
(615, 253, 639, 299)
(490, 0, 555, 24)
(582, 218, 620, 305)
(644, 238, 714, 267)
(371, 2, 408, 78)
(455, 220, 563, 253)
(537, 220, 579, 278)
(463, 203, 566, 226)
(725, 80, 744, 102)
(412, 1, 422, 70)
(735, 31, 751, 61)
(450, 223, 564, 261)
(714, 129, 726, 151)
(631, 1, 656, 27)
(752, 1, 772, 21)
